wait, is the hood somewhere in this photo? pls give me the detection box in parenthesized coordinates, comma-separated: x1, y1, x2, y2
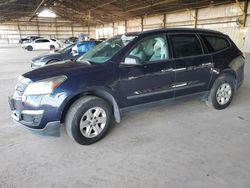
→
(32, 52, 63, 62)
(23, 60, 93, 82)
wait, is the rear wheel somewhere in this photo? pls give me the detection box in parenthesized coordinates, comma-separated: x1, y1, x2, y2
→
(26, 46, 33, 51)
(49, 45, 55, 50)
(65, 96, 112, 145)
(207, 73, 236, 110)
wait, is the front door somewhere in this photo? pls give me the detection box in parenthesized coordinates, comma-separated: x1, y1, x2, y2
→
(119, 34, 175, 107)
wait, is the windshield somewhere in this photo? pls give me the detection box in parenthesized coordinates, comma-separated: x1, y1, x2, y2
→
(77, 34, 137, 64)
(59, 43, 75, 53)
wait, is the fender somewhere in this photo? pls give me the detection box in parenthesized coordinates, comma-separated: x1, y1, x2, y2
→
(209, 55, 244, 90)
(60, 88, 121, 124)
(228, 56, 245, 88)
(92, 90, 121, 123)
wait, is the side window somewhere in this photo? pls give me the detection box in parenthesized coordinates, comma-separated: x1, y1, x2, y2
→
(128, 35, 169, 64)
(35, 39, 50, 43)
(170, 34, 203, 58)
(201, 35, 230, 52)
(42, 39, 50, 43)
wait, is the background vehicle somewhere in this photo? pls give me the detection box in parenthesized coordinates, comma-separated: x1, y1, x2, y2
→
(31, 41, 101, 69)
(51, 39, 62, 48)
(9, 29, 245, 145)
(21, 38, 61, 51)
(19, 36, 42, 44)
(63, 37, 78, 44)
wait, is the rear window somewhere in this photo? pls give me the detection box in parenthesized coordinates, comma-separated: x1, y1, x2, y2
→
(201, 35, 230, 53)
(170, 34, 203, 58)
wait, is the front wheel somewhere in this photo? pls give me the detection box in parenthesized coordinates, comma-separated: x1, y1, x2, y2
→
(65, 96, 112, 145)
(207, 73, 236, 110)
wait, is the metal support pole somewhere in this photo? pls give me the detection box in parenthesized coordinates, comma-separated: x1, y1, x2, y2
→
(243, 0, 249, 27)
(17, 21, 21, 39)
(71, 24, 74, 36)
(36, 20, 40, 36)
(141, 17, 144, 31)
(55, 18, 58, 39)
(163, 14, 166, 28)
(88, 24, 90, 36)
(112, 22, 115, 36)
(187, 8, 198, 28)
(194, 9, 198, 29)
(125, 20, 128, 33)
(235, 0, 249, 28)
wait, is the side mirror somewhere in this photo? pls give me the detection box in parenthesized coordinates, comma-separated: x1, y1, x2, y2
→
(123, 56, 141, 65)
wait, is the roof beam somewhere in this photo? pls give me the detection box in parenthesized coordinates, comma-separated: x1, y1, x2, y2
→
(29, 0, 49, 21)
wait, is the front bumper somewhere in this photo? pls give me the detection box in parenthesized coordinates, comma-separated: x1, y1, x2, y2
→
(8, 96, 61, 137)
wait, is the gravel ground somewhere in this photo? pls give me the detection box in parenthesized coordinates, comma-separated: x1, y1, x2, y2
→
(0, 46, 249, 188)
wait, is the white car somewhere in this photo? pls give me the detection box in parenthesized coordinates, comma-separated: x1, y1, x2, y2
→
(21, 38, 60, 51)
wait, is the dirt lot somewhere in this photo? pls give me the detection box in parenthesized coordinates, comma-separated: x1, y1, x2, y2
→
(0, 46, 249, 188)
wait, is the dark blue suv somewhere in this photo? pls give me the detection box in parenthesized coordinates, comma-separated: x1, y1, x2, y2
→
(9, 29, 245, 145)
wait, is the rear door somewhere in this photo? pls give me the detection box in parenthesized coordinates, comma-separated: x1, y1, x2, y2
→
(169, 34, 213, 97)
(35, 39, 51, 50)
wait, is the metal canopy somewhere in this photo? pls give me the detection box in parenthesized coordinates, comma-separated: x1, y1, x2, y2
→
(0, 0, 239, 25)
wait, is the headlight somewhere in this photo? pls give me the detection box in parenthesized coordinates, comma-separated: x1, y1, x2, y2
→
(23, 75, 67, 96)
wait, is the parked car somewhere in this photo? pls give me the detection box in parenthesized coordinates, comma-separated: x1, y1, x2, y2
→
(19, 36, 42, 44)
(51, 39, 62, 48)
(9, 28, 245, 145)
(21, 38, 61, 51)
(31, 41, 101, 69)
(63, 37, 78, 44)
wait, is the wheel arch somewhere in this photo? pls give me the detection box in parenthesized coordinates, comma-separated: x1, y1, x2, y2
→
(60, 89, 121, 124)
(213, 68, 238, 91)
(220, 68, 237, 80)
(46, 59, 60, 64)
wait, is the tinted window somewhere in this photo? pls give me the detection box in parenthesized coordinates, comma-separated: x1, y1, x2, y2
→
(201, 35, 230, 52)
(129, 35, 169, 63)
(35, 39, 50, 43)
(170, 35, 203, 58)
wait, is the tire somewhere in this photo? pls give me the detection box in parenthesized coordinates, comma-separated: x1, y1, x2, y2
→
(65, 96, 112, 145)
(26, 46, 33, 51)
(49, 45, 55, 49)
(206, 73, 236, 110)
